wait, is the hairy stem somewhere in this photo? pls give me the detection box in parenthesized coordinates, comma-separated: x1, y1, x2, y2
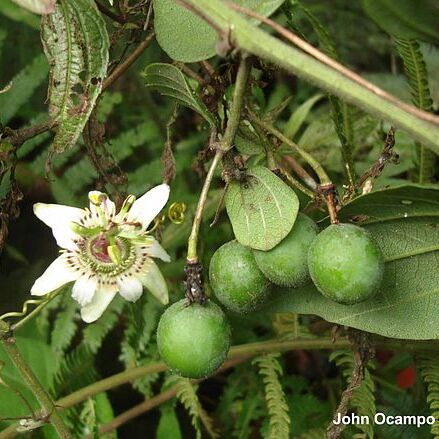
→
(0, 322, 71, 438)
(179, 0, 439, 153)
(186, 56, 251, 262)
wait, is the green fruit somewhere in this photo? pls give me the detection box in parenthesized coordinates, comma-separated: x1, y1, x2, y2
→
(209, 240, 272, 313)
(253, 213, 318, 287)
(308, 223, 384, 305)
(157, 299, 231, 378)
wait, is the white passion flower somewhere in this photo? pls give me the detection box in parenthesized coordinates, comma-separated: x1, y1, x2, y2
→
(30, 184, 171, 323)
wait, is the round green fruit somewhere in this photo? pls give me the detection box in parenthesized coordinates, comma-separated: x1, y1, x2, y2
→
(157, 299, 231, 378)
(253, 213, 318, 287)
(307, 223, 384, 305)
(209, 240, 272, 313)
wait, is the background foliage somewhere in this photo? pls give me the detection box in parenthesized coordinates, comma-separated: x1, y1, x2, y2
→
(0, 0, 438, 437)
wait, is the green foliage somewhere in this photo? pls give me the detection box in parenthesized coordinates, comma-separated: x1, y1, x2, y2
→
(330, 350, 375, 438)
(268, 185, 439, 339)
(363, 0, 439, 43)
(417, 353, 439, 438)
(167, 375, 219, 439)
(394, 38, 436, 183)
(0, 54, 49, 123)
(253, 353, 290, 439)
(119, 296, 161, 396)
(51, 295, 79, 354)
(225, 166, 299, 251)
(143, 63, 215, 126)
(41, 0, 109, 154)
(153, 0, 286, 62)
(285, 0, 356, 185)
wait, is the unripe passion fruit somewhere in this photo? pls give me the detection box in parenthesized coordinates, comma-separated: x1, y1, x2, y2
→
(157, 299, 231, 378)
(209, 240, 272, 313)
(253, 213, 318, 287)
(307, 223, 384, 304)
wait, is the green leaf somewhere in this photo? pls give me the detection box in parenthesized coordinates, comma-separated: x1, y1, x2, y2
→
(143, 63, 215, 126)
(362, 0, 439, 43)
(267, 185, 439, 340)
(157, 406, 182, 439)
(153, 0, 286, 62)
(11, 0, 56, 14)
(41, 0, 109, 154)
(0, 54, 49, 123)
(225, 166, 299, 251)
(283, 94, 323, 139)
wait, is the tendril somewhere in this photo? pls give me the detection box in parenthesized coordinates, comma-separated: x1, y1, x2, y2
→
(0, 289, 61, 327)
(146, 201, 187, 234)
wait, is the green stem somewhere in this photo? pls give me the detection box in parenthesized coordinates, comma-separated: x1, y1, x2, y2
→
(249, 112, 331, 184)
(0, 322, 71, 438)
(187, 148, 222, 261)
(180, 0, 439, 153)
(2, 335, 439, 438)
(186, 56, 251, 262)
(219, 56, 252, 152)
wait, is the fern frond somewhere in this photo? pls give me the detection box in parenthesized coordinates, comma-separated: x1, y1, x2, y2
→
(394, 38, 436, 183)
(0, 54, 49, 123)
(82, 295, 124, 354)
(284, 0, 356, 186)
(51, 295, 79, 354)
(167, 375, 219, 439)
(330, 350, 375, 439)
(253, 353, 290, 439)
(119, 296, 161, 396)
(51, 345, 97, 397)
(417, 353, 439, 438)
(394, 39, 433, 111)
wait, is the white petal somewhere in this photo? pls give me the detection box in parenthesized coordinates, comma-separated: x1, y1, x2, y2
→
(127, 184, 170, 229)
(80, 284, 117, 323)
(71, 275, 98, 306)
(143, 239, 171, 262)
(31, 254, 80, 296)
(117, 276, 143, 302)
(89, 192, 116, 221)
(140, 260, 169, 305)
(34, 203, 85, 250)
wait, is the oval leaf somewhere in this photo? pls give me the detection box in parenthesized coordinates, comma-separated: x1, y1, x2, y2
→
(267, 184, 439, 340)
(153, 0, 286, 62)
(225, 166, 299, 250)
(143, 63, 215, 126)
(41, 0, 109, 154)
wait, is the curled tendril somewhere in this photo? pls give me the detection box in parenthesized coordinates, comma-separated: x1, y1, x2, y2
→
(146, 202, 186, 234)
(0, 290, 59, 324)
(168, 202, 186, 224)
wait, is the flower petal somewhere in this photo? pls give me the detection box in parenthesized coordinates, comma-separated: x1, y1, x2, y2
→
(33, 203, 85, 250)
(145, 239, 171, 262)
(88, 191, 116, 221)
(71, 275, 98, 306)
(31, 254, 80, 296)
(117, 276, 143, 302)
(80, 284, 117, 323)
(127, 184, 170, 229)
(140, 260, 169, 305)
